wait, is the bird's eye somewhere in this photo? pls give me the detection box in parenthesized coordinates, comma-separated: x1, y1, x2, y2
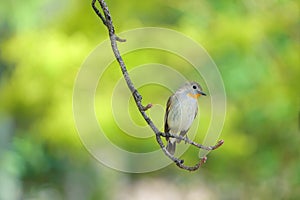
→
(192, 85, 197, 89)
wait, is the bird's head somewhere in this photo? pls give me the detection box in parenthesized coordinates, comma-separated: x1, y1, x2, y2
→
(187, 81, 206, 99)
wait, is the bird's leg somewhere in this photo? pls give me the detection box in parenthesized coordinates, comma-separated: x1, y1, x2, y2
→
(165, 132, 171, 141)
(184, 135, 189, 144)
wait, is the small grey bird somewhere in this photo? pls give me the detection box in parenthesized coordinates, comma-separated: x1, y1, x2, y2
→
(164, 81, 206, 155)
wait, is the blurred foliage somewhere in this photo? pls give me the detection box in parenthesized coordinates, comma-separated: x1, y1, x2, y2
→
(0, 0, 299, 199)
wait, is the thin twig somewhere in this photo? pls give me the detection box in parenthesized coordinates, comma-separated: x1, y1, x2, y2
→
(91, 0, 107, 26)
(91, 0, 223, 171)
(160, 132, 224, 151)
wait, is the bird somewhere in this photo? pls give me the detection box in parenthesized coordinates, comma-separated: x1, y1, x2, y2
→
(164, 81, 206, 155)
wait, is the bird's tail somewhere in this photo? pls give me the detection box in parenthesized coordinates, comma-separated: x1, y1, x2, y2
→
(166, 138, 176, 155)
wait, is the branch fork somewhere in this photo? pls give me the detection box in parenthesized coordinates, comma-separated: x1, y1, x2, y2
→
(92, 0, 224, 171)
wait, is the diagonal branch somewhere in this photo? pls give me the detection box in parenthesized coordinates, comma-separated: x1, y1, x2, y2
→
(161, 132, 224, 151)
(92, 0, 223, 171)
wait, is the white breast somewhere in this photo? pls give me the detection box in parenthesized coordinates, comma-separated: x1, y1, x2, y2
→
(167, 93, 198, 134)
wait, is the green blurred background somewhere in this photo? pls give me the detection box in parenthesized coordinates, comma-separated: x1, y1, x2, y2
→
(0, 0, 299, 199)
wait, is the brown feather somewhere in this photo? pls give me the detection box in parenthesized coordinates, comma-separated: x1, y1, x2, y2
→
(164, 95, 173, 141)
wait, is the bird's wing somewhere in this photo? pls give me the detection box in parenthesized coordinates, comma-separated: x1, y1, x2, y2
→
(194, 105, 198, 119)
(164, 95, 173, 134)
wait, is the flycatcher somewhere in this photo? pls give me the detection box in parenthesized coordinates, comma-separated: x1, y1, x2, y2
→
(164, 81, 206, 155)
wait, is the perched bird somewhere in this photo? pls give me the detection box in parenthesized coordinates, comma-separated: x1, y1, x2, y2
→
(164, 81, 206, 155)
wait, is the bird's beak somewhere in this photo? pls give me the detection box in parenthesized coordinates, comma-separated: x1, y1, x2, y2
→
(199, 91, 206, 96)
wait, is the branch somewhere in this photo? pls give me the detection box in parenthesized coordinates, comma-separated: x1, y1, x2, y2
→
(92, 0, 223, 171)
(161, 132, 224, 151)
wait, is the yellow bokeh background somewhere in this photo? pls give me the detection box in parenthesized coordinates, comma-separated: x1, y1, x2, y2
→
(0, 0, 299, 199)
